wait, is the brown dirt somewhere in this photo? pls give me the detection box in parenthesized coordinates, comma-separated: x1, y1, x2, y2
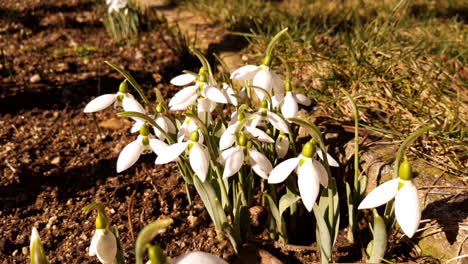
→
(0, 0, 435, 263)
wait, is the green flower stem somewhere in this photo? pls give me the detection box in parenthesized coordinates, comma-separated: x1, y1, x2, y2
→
(105, 61, 156, 115)
(117, 111, 175, 144)
(384, 124, 433, 221)
(265, 28, 289, 63)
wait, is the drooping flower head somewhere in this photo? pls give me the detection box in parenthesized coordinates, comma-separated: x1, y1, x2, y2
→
(84, 80, 144, 113)
(358, 157, 421, 238)
(89, 213, 117, 264)
(249, 100, 290, 134)
(268, 140, 329, 211)
(280, 79, 312, 119)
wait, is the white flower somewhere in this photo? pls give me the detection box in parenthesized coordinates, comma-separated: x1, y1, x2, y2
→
(358, 159, 420, 238)
(108, 0, 127, 13)
(268, 142, 329, 212)
(177, 116, 200, 142)
(155, 131, 210, 182)
(280, 91, 311, 119)
(84, 81, 144, 113)
(222, 83, 241, 106)
(169, 72, 227, 111)
(170, 73, 197, 86)
(219, 113, 274, 150)
(275, 133, 289, 158)
(30, 227, 48, 264)
(146, 251, 228, 264)
(117, 125, 168, 173)
(230, 65, 284, 102)
(316, 149, 339, 167)
(131, 115, 176, 142)
(219, 139, 272, 179)
(249, 101, 289, 134)
(89, 229, 117, 264)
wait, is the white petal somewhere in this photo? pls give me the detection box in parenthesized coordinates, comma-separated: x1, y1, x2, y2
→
(358, 179, 399, 209)
(281, 92, 298, 119)
(230, 65, 260, 80)
(117, 139, 143, 173)
(245, 126, 274, 143)
(294, 93, 312, 106)
(162, 116, 176, 134)
(395, 181, 421, 238)
(84, 94, 116, 113)
(275, 136, 289, 158)
(317, 149, 339, 167)
(197, 98, 216, 113)
(252, 164, 269, 179)
(168, 85, 198, 107)
(170, 93, 198, 111)
(171, 251, 228, 264)
(219, 125, 237, 150)
(131, 121, 144, 133)
(248, 149, 272, 173)
(218, 147, 237, 164)
(268, 157, 300, 184)
(190, 143, 210, 182)
(271, 71, 284, 98)
(223, 148, 244, 178)
(297, 159, 321, 212)
(272, 94, 284, 108)
(170, 73, 197, 86)
(155, 142, 189, 164)
(154, 116, 169, 140)
(89, 232, 99, 256)
(149, 138, 168, 155)
(122, 95, 145, 113)
(223, 85, 238, 106)
(266, 112, 289, 133)
(95, 230, 117, 264)
(312, 160, 329, 187)
(253, 69, 273, 92)
(30, 227, 40, 248)
(205, 86, 228, 104)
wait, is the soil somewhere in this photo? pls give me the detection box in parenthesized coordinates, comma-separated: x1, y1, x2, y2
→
(0, 0, 425, 263)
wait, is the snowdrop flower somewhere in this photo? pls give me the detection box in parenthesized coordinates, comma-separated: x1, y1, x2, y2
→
(89, 213, 117, 264)
(280, 80, 312, 119)
(177, 114, 200, 142)
(268, 141, 329, 212)
(275, 132, 289, 158)
(146, 251, 228, 264)
(250, 100, 289, 134)
(316, 149, 339, 167)
(131, 104, 176, 142)
(230, 63, 284, 103)
(219, 112, 274, 150)
(155, 131, 210, 182)
(219, 134, 273, 179)
(169, 68, 227, 111)
(117, 124, 167, 173)
(30, 227, 48, 264)
(358, 157, 420, 238)
(107, 0, 127, 13)
(84, 80, 144, 113)
(222, 83, 241, 106)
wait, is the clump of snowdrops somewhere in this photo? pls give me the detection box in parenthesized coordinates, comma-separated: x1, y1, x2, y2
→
(104, 0, 141, 40)
(37, 28, 426, 264)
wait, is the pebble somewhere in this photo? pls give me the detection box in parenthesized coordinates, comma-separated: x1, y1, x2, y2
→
(30, 74, 41, 83)
(46, 215, 58, 229)
(22, 247, 28, 255)
(51, 156, 60, 165)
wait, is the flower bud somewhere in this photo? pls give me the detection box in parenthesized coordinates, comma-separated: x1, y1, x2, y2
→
(262, 56, 272, 67)
(190, 130, 200, 142)
(238, 134, 247, 147)
(119, 80, 128, 93)
(140, 124, 150, 137)
(398, 156, 412, 181)
(30, 227, 48, 264)
(148, 245, 167, 264)
(301, 140, 316, 158)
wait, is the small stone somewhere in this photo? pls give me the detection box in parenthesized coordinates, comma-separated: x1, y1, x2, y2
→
(56, 62, 70, 72)
(30, 74, 41, 83)
(51, 156, 60, 165)
(22, 247, 28, 255)
(46, 216, 58, 229)
(187, 215, 200, 227)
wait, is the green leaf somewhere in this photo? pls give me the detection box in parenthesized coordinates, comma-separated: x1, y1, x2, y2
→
(368, 210, 388, 263)
(279, 192, 300, 216)
(135, 218, 173, 264)
(118, 111, 174, 144)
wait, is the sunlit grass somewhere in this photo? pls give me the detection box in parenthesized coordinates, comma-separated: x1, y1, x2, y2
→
(182, 0, 467, 173)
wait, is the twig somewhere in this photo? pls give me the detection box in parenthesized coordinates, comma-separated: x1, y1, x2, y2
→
(127, 189, 137, 243)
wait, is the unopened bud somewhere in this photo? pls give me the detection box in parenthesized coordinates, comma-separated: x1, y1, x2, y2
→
(398, 156, 412, 181)
(118, 80, 128, 93)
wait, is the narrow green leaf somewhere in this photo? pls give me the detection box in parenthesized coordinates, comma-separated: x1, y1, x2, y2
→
(135, 218, 174, 264)
(368, 210, 387, 263)
(279, 192, 300, 216)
